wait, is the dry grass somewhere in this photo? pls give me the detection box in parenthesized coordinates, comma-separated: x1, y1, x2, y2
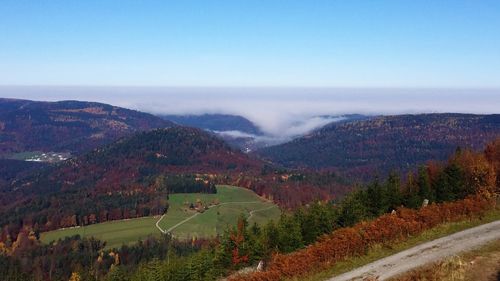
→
(392, 239, 500, 281)
(392, 256, 467, 281)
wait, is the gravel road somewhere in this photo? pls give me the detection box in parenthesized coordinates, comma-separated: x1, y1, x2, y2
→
(328, 220, 500, 281)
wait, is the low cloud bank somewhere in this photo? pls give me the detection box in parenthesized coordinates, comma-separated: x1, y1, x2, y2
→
(1, 86, 499, 138)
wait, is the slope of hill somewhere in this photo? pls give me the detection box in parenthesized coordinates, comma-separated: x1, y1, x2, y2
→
(0, 127, 262, 233)
(0, 159, 45, 186)
(0, 125, 351, 241)
(0, 98, 174, 157)
(258, 114, 500, 178)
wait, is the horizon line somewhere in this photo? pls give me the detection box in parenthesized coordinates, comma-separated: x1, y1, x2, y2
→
(1, 84, 500, 90)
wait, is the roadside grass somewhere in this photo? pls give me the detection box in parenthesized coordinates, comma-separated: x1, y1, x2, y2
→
(389, 239, 500, 281)
(454, 238, 500, 281)
(289, 206, 500, 281)
(40, 185, 280, 249)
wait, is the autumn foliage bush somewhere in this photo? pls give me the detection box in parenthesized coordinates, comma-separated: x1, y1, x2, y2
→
(230, 195, 495, 281)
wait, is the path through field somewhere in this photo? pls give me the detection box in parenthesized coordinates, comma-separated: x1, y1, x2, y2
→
(328, 220, 500, 281)
(41, 186, 280, 249)
(155, 201, 267, 234)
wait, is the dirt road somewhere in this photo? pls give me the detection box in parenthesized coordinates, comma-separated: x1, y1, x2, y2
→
(328, 220, 500, 281)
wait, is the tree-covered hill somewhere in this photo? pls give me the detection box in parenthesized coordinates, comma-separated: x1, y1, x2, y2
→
(0, 126, 351, 239)
(0, 98, 174, 156)
(258, 114, 500, 179)
(0, 127, 260, 233)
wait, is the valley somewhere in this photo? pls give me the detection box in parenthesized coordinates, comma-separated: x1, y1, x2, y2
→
(0, 98, 498, 281)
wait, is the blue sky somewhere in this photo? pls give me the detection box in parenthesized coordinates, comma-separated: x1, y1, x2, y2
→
(1, 0, 500, 87)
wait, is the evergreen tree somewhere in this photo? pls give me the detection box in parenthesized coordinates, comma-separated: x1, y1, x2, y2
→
(435, 163, 465, 202)
(417, 166, 434, 203)
(435, 170, 452, 202)
(366, 178, 388, 216)
(402, 173, 421, 208)
(277, 214, 303, 253)
(336, 190, 369, 227)
(385, 172, 402, 210)
(263, 220, 280, 254)
(297, 202, 337, 245)
(446, 163, 466, 199)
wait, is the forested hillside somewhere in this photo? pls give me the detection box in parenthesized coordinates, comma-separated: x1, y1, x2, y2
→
(0, 159, 45, 186)
(0, 127, 254, 234)
(258, 114, 500, 179)
(0, 98, 173, 156)
(0, 126, 349, 242)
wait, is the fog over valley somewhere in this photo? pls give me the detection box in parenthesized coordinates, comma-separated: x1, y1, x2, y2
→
(1, 86, 499, 143)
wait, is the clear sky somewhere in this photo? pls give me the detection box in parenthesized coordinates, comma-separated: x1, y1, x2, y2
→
(1, 0, 500, 87)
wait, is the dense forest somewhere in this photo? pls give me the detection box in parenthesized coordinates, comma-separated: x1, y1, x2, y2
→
(0, 126, 349, 240)
(0, 159, 45, 185)
(258, 114, 500, 179)
(0, 139, 497, 281)
(0, 98, 173, 156)
(0, 126, 258, 235)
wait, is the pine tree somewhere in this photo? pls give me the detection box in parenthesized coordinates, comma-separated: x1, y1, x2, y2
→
(385, 172, 402, 210)
(277, 214, 303, 253)
(366, 178, 388, 216)
(402, 172, 421, 208)
(447, 163, 466, 198)
(417, 166, 434, 203)
(337, 190, 369, 227)
(263, 220, 279, 254)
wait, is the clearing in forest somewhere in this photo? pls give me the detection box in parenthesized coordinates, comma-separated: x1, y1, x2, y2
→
(40, 185, 280, 249)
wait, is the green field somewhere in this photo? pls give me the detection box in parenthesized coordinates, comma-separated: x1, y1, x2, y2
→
(41, 185, 280, 249)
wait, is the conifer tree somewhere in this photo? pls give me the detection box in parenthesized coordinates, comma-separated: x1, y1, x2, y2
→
(366, 178, 388, 216)
(337, 190, 369, 227)
(385, 172, 402, 210)
(417, 166, 434, 202)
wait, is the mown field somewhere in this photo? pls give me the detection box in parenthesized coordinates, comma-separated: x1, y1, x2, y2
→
(41, 185, 280, 249)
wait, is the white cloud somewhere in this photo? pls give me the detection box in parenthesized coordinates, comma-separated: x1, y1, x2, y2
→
(1, 86, 499, 139)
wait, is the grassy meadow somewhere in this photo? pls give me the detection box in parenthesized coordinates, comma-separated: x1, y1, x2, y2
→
(41, 185, 280, 249)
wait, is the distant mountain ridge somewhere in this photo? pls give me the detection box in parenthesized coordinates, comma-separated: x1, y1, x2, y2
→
(0, 98, 174, 156)
(258, 113, 500, 178)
